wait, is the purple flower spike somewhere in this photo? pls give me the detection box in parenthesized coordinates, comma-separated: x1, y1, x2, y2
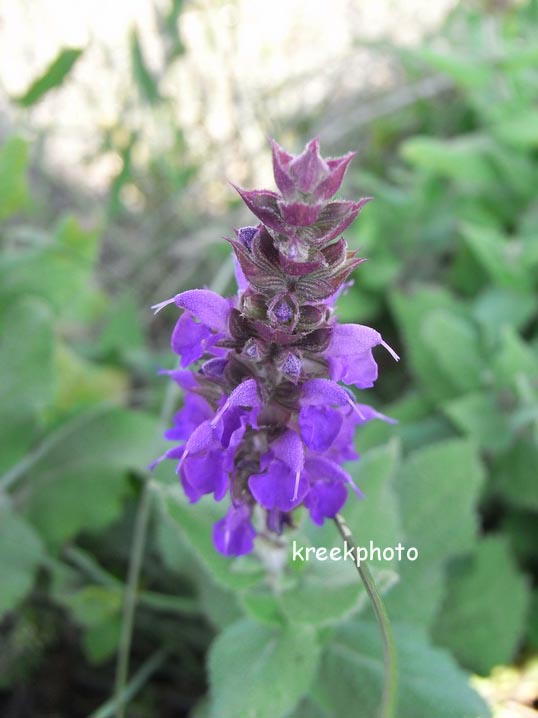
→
(152, 137, 399, 556)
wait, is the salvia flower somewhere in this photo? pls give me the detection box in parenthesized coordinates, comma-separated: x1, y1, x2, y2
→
(152, 138, 399, 557)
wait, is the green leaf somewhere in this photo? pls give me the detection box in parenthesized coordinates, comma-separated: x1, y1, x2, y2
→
(22, 408, 161, 547)
(0, 297, 55, 418)
(396, 439, 485, 566)
(529, 592, 538, 650)
(208, 619, 320, 718)
(0, 136, 30, 220)
(83, 614, 122, 664)
(53, 344, 128, 414)
(433, 537, 530, 675)
(290, 700, 328, 718)
(15, 48, 83, 107)
(130, 28, 160, 104)
(414, 48, 490, 88)
(313, 620, 490, 718)
(401, 135, 494, 187)
(0, 507, 44, 619)
(384, 565, 445, 630)
(422, 310, 484, 394)
(384, 437, 486, 629)
(241, 589, 285, 626)
(390, 287, 468, 401)
(196, 571, 243, 630)
(61, 585, 122, 628)
(442, 392, 512, 452)
(461, 223, 532, 291)
(163, 493, 263, 590)
(493, 110, 538, 148)
(278, 564, 396, 628)
(343, 442, 402, 557)
(472, 288, 536, 344)
(492, 439, 538, 511)
(97, 293, 144, 358)
(0, 215, 102, 322)
(491, 326, 538, 392)
(0, 298, 55, 471)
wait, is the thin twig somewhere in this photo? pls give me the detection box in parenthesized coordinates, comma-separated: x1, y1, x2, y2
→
(90, 649, 167, 718)
(113, 476, 154, 718)
(112, 257, 235, 716)
(334, 513, 397, 718)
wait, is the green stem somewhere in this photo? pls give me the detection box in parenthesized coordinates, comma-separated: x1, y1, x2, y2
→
(112, 258, 235, 716)
(90, 648, 167, 718)
(334, 513, 397, 718)
(113, 478, 153, 718)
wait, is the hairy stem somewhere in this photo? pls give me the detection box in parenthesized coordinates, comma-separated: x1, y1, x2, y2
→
(334, 513, 397, 718)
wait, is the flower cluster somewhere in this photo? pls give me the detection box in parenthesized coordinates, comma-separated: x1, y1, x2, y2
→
(152, 138, 398, 556)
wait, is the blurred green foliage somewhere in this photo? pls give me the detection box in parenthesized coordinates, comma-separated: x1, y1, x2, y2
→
(1, 2, 538, 717)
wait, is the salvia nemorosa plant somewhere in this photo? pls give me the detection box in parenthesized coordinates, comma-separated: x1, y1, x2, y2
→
(152, 138, 399, 557)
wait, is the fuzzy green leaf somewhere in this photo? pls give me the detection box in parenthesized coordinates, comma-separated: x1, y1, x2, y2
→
(208, 619, 320, 718)
(433, 537, 530, 675)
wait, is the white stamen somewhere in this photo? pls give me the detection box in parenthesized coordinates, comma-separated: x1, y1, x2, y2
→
(292, 470, 301, 501)
(381, 340, 400, 362)
(348, 397, 366, 420)
(211, 400, 229, 428)
(177, 449, 189, 471)
(151, 296, 177, 315)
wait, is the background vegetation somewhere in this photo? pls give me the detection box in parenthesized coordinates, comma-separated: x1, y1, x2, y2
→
(1, 1, 537, 716)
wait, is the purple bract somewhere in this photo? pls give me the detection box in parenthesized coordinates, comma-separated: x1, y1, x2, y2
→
(152, 138, 398, 556)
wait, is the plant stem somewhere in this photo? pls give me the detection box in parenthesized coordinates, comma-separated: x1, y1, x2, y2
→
(112, 259, 235, 717)
(113, 477, 153, 718)
(334, 513, 397, 718)
(91, 649, 167, 718)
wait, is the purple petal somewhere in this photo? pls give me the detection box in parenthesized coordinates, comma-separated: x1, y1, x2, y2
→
(213, 504, 256, 556)
(164, 394, 213, 441)
(235, 225, 259, 249)
(159, 368, 198, 390)
(270, 429, 304, 474)
(175, 289, 231, 333)
(248, 460, 308, 511)
(171, 313, 215, 367)
(304, 480, 348, 526)
(301, 378, 351, 407)
(279, 352, 302, 383)
(234, 256, 248, 293)
(305, 455, 362, 499)
(299, 405, 343, 452)
(181, 449, 228, 502)
(211, 379, 261, 427)
(327, 323, 383, 389)
(183, 420, 215, 456)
